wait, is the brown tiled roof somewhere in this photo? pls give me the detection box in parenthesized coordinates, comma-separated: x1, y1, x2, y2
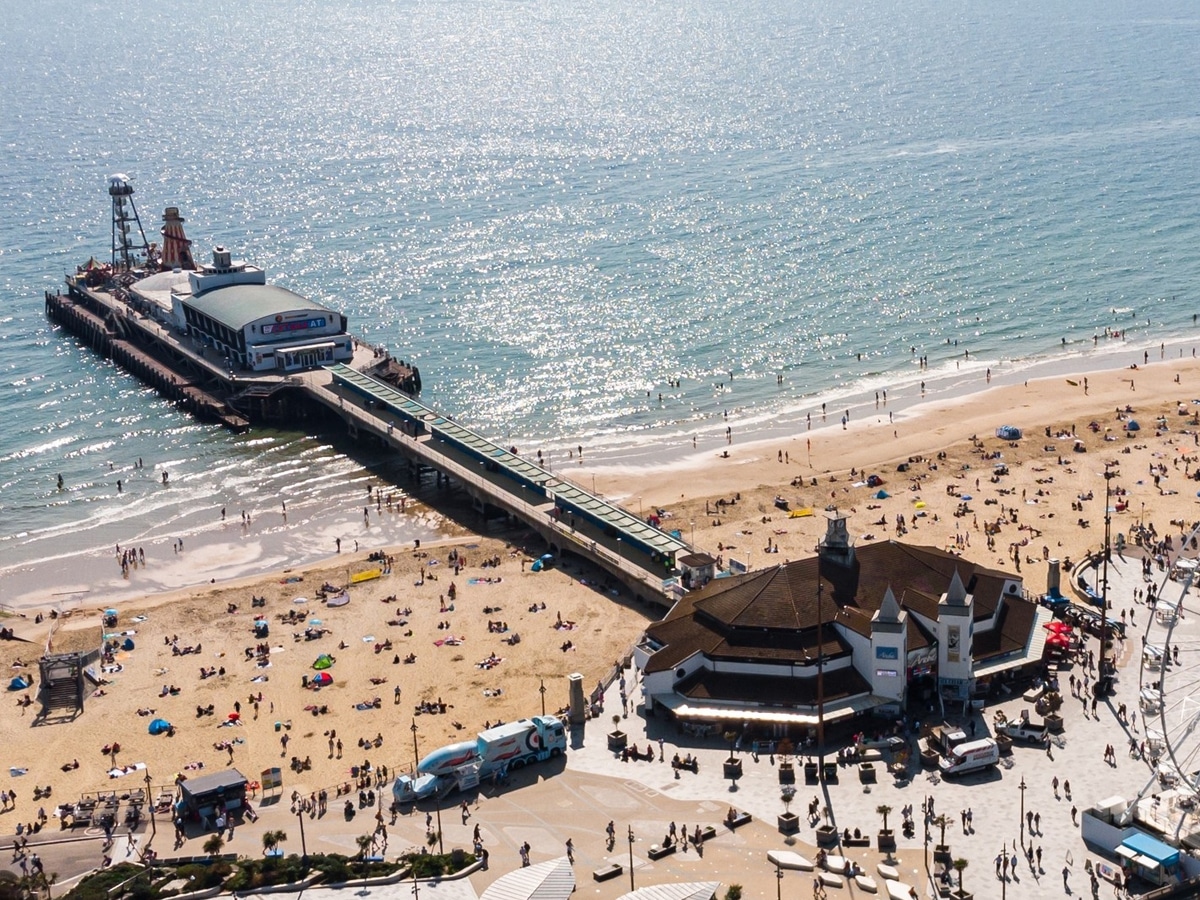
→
(644, 539, 1024, 674)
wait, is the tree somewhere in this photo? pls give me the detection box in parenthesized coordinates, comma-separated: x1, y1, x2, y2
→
(723, 730, 739, 759)
(202, 834, 225, 857)
(934, 814, 952, 847)
(356, 833, 375, 891)
(776, 737, 794, 763)
(262, 830, 288, 856)
(952, 858, 968, 895)
(876, 804, 893, 833)
(780, 786, 796, 815)
(724, 886, 742, 900)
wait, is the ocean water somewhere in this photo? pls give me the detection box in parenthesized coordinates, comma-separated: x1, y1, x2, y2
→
(3, 0, 1200, 584)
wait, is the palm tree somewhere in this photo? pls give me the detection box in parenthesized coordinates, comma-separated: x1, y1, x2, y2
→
(952, 858, 968, 895)
(934, 814, 952, 848)
(876, 804, 893, 833)
(724, 730, 739, 759)
(262, 830, 288, 856)
(202, 834, 224, 857)
(356, 833, 375, 890)
(780, 786, 796, 815)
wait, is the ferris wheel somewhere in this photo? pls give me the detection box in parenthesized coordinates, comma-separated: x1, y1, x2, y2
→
(1136, 524, 1200, 818)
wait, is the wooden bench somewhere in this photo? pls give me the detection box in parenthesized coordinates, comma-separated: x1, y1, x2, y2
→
(648, 843, 677, 861)
(593, 864, 623, 882)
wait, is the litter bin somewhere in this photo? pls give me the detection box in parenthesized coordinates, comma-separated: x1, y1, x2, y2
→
(274, 722, 281, 732)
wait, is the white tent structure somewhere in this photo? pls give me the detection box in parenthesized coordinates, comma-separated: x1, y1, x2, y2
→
(480, 857, 575, 900)
(615, 882, 720, 900)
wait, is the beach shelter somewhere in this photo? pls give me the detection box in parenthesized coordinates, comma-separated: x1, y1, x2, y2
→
(875, 489, 890, 499)
(312, 654, 334, 670)
(148, 718, 172, 735)
(8, 675, 30, 691)
(995, 425, 1022, 440)
(1126, 420, 1141, 431)
(614, 883, 720, 900)
(312, 672, 333, 687)
(479, 856, 576, 900)
(122, 637, 135, 651)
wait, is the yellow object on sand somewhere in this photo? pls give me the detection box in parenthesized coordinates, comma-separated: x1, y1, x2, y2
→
(913, 501, 926, 509)
(788, 508, 814, 518)
(350, 569, 382, 584)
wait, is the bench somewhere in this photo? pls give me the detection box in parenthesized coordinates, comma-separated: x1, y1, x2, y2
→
(843, 837, 870, 848)
(648, 844, 677, 861)
(592, 864, 623, 882)
(700, 825, 717, 843)
(726, 813, 752, 829)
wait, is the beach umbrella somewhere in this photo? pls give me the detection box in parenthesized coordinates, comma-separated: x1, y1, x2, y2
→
(960, 494, 972, 501)
(1045, 635, 1070, 649)
(293, 596, 308, 604)
(312, 672, 333, 687)
(1045, 621, 1073, 634)
(148, 718, 172, 735)
(309, 618, 324, 626)
(312, 654, 334, 670)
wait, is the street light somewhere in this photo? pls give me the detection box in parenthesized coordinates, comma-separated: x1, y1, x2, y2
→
(1018, 776, 1027, 847)
(143, 771, 156, 846)
(539, 679, 547, 717)
(1001, 845, 1008, 899)
(297, 804, 309, 870)
(690, 521, 695, 548)
(627, 826, 636, 891)
(775, 862, 783, 900)
(410, 719, 420, 771)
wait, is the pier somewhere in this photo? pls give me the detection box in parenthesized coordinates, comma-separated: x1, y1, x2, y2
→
(46, 277, 689, 606)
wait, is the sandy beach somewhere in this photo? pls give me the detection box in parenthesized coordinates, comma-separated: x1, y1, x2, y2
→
(6, 349, 1200, 828)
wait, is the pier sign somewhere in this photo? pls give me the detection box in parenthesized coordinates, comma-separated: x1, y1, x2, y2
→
(262, 317, 326, 335)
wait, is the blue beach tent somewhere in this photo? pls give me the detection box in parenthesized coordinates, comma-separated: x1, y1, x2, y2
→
(995, 425, 1022, 440)
(875, 490, 890, 499)
(8, 676, 30, 691)
(148, 718, 172, 735)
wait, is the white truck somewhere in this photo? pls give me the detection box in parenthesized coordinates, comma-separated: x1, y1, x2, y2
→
(392, 715, 567, 803)
(997, 711, 1049, 745)
(938, 737, 1000, 776)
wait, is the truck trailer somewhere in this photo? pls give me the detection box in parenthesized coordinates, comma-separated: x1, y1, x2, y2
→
(393, 715, 566, 803)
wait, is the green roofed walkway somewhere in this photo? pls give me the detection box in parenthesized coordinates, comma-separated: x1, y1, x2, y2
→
(312, 364, 687, 605)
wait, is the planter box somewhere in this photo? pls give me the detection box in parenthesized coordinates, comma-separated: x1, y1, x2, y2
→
(777, 812, 800, 835)
(804, 762, 819, 784)
(778, 764, 795, 784)
(1045, 713, 1065, 734)
(877, 830, 896, 853)
(816, 825, 838, 847)
(934, 845, 952, 864)
(995, 734, 1013, 756)
(723, 759, 743, 780)
(859, 763, 876, 783)
(822, 762, 838, 783)
(608, 731, 628, 750)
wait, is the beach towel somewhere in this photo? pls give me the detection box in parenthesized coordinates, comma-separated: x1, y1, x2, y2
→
(107, 762, 147, 778)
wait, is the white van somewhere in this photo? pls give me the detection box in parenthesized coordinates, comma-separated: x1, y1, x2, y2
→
(938, 738, 999, 775)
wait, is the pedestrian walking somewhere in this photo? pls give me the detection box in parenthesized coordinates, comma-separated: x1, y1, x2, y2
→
(1062, 865, 1070, 889)
(1034, 811, 1041, 833)
(565, 838, 574, 863)
(1052, 775, 1060, 797)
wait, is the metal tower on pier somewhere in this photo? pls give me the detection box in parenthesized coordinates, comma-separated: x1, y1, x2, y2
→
(159, 206, 196, 270)
(109, 174, 150, 271)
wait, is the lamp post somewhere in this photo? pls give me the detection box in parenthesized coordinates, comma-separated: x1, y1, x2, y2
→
(775, 862, 783, 900)
(410, 719, 420, 771)
(923, 795, 931, 884)
(627, 826, 635, 891)
(1018, 776, 1027, 848)
(539, 679, 547, 717)
(143, 771, 156, 845)
(1001, 845, 1008, 899)
(297, 804, 308, 870)
(690, 521, 695, 548)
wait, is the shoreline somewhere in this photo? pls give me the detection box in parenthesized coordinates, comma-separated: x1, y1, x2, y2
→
(5, 330, 1200, 612)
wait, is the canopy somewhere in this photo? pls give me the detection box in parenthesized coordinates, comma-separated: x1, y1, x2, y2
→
(615, 884, 720, 900)
(1045, 621, 1073, 633)
(149, 718, 172, 735)
(995, 425, 1022, 440)
(312, 654, 334, 670)
(8, 676, 31, 691)
(312, 672, 333, 686)
(104, 608, 118, 617)
(480, 857, 576, 900)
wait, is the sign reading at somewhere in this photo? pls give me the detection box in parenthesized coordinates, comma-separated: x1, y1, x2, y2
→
(262, 317, 326, 335)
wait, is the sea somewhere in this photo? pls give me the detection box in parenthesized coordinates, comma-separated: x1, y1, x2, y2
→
(3, 0, 1200, 603)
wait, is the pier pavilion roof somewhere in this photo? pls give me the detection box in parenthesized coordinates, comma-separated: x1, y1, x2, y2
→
(183, 284, 335, 332)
